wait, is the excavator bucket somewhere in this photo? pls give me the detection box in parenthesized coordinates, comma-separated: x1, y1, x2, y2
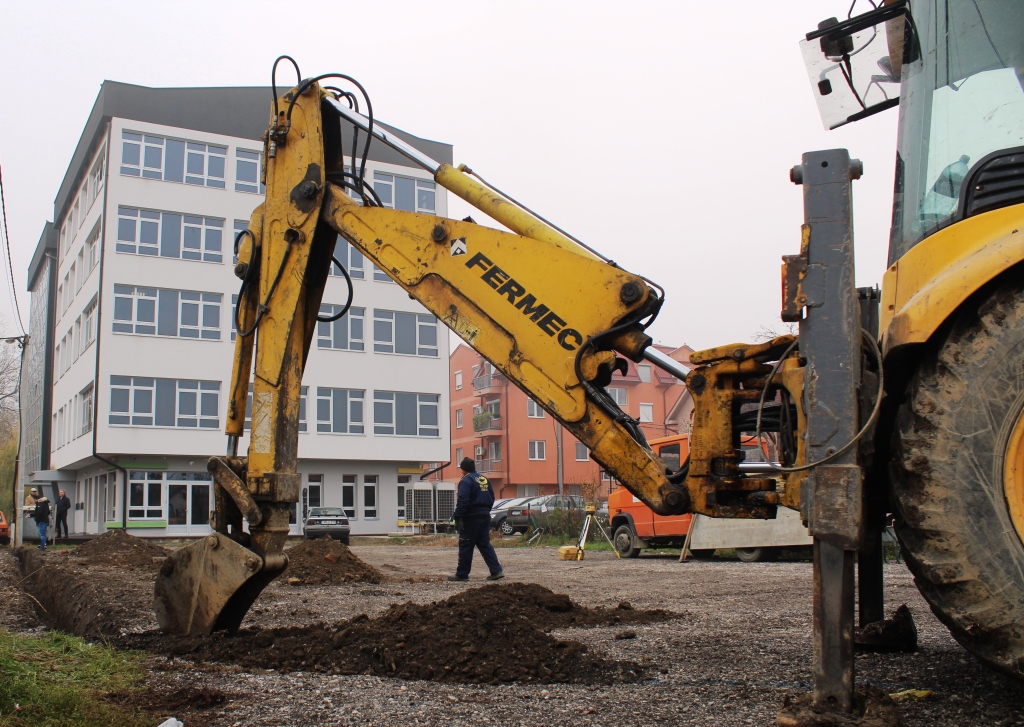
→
(154, 533, 268, 635)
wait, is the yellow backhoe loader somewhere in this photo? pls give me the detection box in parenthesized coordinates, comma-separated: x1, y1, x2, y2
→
(153, 0, 1024, 721)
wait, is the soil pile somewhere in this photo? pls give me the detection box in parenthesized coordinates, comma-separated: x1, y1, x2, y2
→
(284, 537, 384, 585)
(125, 583, 675, 684)
(73, 530, 170, 570)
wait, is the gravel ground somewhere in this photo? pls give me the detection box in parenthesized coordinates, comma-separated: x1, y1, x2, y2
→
(130, 545, 1024, 726)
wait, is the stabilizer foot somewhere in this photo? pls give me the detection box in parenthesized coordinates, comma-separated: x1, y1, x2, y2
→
(777, 686, 902, 727)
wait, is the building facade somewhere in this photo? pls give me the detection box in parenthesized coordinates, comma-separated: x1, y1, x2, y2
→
(444, 343, 693, 500)
(22, 81, 451, 538)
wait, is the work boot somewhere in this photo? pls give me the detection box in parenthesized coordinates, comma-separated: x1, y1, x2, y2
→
(486, 570, 505, 581)
(448, 575, 468, 581)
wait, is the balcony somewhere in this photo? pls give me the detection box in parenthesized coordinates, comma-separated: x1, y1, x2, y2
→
(478, 458, 503, 474)
(473, 413, 502, 433)
(473, 373, 503, 392)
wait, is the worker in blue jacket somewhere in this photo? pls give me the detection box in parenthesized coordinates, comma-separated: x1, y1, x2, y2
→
(449, 457, 504, 581)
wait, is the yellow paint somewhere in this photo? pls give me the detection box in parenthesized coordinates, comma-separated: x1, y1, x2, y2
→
(435, 164, 600, 260)
(1005, 406, 1024, 548)
(880, 204, 1024, 355)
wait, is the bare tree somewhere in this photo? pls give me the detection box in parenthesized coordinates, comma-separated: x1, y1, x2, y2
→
(0, 334, 21, 442)
(752, 321, 798, 343)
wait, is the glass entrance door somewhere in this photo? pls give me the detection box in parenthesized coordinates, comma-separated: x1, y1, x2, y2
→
(166, 472, 212, 536)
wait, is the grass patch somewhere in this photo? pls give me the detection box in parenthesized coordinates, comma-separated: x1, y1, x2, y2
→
(0, 629, 151, 727)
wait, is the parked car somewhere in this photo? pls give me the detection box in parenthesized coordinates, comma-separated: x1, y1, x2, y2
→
(490, 497, 536, 535)
(505, 495, 585, 533)
(0, 510, 9, 546)
(303, 507, 351, 544)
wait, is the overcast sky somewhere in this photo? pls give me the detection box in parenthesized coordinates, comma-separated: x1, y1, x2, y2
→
(0, 0, 898, 351)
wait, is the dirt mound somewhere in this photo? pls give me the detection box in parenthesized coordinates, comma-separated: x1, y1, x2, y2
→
(284, 537, 384, 585)
(73, 530, 170, 570)
(123, 583, 674, 684)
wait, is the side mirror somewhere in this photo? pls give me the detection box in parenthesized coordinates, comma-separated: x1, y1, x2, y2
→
(800, 1, 914, 129)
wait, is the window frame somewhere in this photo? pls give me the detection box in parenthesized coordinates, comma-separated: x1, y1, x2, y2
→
(109, 376, 220, 429)
(363, 475, 379, 520)
(528, 440, 547, 460)
(315, 387, 365, 434)
(372, 309, 438, 357)
(372, 391, 440, 437)
(128, 470, 164, 520)
(575, 442, 589, 461)
(527, 399, 545, 418)
(316, 305, 365, 351)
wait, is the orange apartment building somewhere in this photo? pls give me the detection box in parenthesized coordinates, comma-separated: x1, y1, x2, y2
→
(443, 343, 694, 499)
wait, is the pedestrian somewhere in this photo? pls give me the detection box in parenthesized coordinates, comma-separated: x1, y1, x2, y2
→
(449, 457, 504, 582)
(55, 489, 71, 540)
(32, 492, 51, 550)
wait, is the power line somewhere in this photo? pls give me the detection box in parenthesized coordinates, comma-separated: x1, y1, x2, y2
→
(0, 156, 25, 335)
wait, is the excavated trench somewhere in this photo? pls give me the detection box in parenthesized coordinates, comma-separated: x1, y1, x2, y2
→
(10, 532, 676, 685)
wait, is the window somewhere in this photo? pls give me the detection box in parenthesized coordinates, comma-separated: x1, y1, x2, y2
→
(113, 285, 221, 340)
(373, 310, 438, 356)
(373, 391, 440, 437)
(638, 364, 652, 383)
(75, 249, 85, 291)
(529, 440, 546, 460)
(575, 442, 589, 461)
(116, 206, 224, 262)
(317, 305, 364, 350)
(373, 171, 436, 213)
(363, 475, 378, 519)
(316, 388, 365, 434)
(112, 285, 156, 334)
(607, 387, 628, 406)
(455, 448, 464, 465)
(456, 409, 463, 428)
(82, 299, 96, 350)
(120, 130, 226, 188)
(230, 294, 238, 341)
(342, 474, 357, 518)
(527, 399, 544, 418)
(373, 264, 393, 283)
(233, 220, 248, 265)
(299, 386, 308, 433)
(87, 233, 99, 270)
(128, 471, 163, 519)
(79, 384, 94, 435)
(109, 376, 220, 428)
(235, 149, 264, 193)
(488, 441, 501, 462)
(90, 154, 104, 199)
(73, 317, 81, 362)
(397, 474, 411, 519)
(639, 403, 654, 423)
(454, 370, 462, 390)
(330, 238, 365, 280)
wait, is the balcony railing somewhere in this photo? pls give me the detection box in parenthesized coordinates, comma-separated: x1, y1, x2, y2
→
(478, 458, 503, 473)
(473, 373, 502, 391)
(473, 414, 502, 432)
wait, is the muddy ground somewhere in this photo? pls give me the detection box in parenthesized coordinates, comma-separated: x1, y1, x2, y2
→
(4, 539, 1024, 726)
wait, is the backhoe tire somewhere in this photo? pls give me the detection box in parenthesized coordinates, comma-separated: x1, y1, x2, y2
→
(735, 547, 780, 563)
(892, 277, 1024, 680)
(613, 525, 641, 558)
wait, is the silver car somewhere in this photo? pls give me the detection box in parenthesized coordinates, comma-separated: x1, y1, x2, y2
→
(303, 507, 351, 544)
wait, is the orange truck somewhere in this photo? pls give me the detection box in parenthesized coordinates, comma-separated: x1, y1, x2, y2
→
(608, 434, 813, 561)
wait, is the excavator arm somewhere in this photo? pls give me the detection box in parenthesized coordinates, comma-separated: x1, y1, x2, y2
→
(154, 79, 804, 635)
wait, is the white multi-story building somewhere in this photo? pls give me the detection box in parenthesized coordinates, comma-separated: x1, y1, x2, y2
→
(22, 81, 452, 538)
